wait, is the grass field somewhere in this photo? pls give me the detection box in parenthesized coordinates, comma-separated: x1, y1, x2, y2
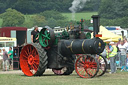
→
(62, 12, 98, 21)
(0, 70, 128, 85)
(0, 19, 3, 26)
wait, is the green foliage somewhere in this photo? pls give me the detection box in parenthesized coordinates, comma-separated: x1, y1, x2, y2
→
(40, 10, 66, 20)
(40, 10, 68, 28)
(99, 0, 128, 28)
(99, 0, 128, 19)
(19, 15, 34, 28)
(0, 2, 6, 13)
(0, 18, 2, 26)
(82, 0, 101, 12)
(100, 17, 128, 28)
(0, 0, 100, 14)
(31, 14, 47, 27)
(0, 11, 97, 28)
(44, 18, 57, 28)
(0, 8, 25, 27)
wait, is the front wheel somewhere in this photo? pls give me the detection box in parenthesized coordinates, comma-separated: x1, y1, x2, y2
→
(75, 54, 99, 78)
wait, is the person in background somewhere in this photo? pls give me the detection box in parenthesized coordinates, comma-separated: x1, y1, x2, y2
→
(116, 38, 121, 47)
(0, 49, 3, 69)
(118, 40, 127, 71)
(124, 38, 128, 71)
(124, 38, 128, 53)
(106, 42, 117, 74)
(2, 48, 9, 71)
(8, 47, 13, 70)
(31, 26, 39, 43)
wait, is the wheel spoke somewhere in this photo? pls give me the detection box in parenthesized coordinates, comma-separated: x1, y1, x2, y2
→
(32, 49, 35, 54)
(78, 62, 84, 67)
(34, 58, 39, 61)
(44, 30, 47, 35)
(42, 34, 46, 37)
(42, 38, 46, 46)
(81, 69, 85, 76)
(29, 46, 32, 54)
(34, 55, 39, 61)
(87, 68, 93, 76)
(46, 40, 48, 46)
(78, 67, 85, 73)
(24, 50, 29, 56)
(30, 65, 34, 74)
(47, 37, 50, 40)
(22, 55, 28, 59)
(80, 57, 85, 64)
(34, 61, 39, 65)
(79, 68, 86, 76)
(33, 50, 37, 56)
(27, 47, 30, 54)
(33, 64, 38, 70)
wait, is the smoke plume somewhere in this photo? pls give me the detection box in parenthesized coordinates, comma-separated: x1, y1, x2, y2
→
(69, 0, 90, 20)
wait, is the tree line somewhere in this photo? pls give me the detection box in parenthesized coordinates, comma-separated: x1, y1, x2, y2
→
(0, 8, 72, 28)
(99, 0, 128, 28)
(0, 0, 100, 14)
(0, 0, 128, 28)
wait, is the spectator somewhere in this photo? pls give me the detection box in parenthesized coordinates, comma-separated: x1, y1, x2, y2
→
(31, 26, 39, 43)
(116, 38, 121, 65)
(116, 38, 121, 47)
(0, 49, 2, 69)
(118, 40, 127, 71)
(124, 38, 128, 52)
(2, 48, 9, 71)
(8, 47, 13, 70)
(106, 42, 117, 74)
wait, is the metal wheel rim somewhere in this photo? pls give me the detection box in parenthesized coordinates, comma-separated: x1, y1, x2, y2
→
(20, 44, 39, 76)
(39, 28, 51, 47)
(75, 54, 98, 78)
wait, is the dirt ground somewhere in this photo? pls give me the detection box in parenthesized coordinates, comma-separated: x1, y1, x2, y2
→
(0, 70, 23, 74)
(0, 69, 53, 75)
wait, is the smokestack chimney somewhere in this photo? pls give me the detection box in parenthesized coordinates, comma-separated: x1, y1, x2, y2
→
(91, 15, 100, 37)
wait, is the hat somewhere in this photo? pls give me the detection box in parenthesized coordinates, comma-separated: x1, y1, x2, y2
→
(118, 38, 121, 41)
(34, 25, 38, 29)
(2, 47, 5, 51)
(109, 42, 114, 44)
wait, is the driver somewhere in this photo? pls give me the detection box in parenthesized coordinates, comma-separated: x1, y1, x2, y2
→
(31, 26, 39, 43)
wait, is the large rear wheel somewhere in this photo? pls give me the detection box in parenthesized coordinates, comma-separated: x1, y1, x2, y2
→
(20, 43, 48, 76)
(75, 54, 99, 78)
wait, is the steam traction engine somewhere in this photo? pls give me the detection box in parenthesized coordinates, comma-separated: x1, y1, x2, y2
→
(20, 15, 106, 78)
